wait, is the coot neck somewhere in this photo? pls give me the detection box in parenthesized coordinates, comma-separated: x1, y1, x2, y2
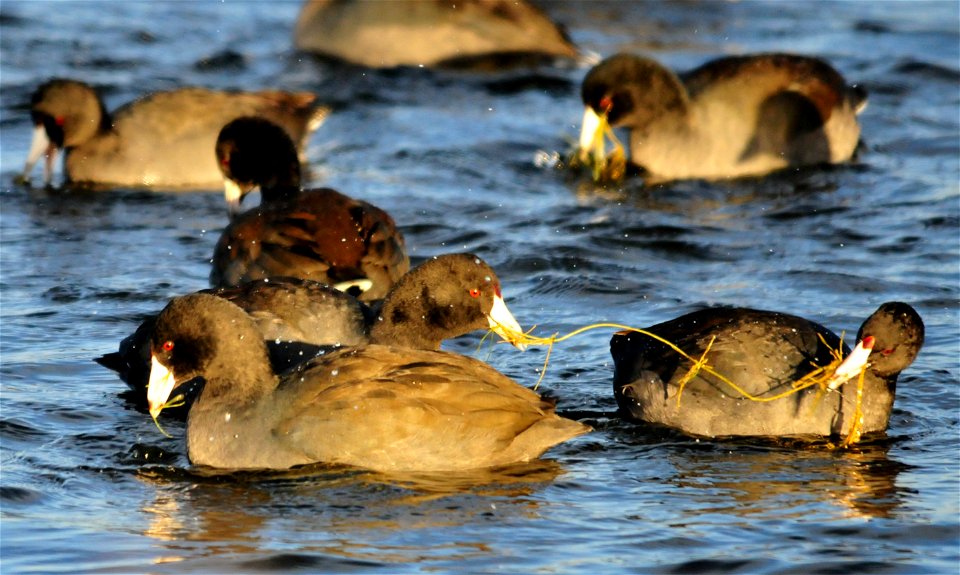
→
(190, 339, 280, 414)
(370, 296, 443, 350)
(370, 285, 488, 351)
(260, 184, 302, 205)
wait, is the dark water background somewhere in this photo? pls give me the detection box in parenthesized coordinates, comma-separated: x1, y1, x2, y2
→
(1, 1, 958, 573)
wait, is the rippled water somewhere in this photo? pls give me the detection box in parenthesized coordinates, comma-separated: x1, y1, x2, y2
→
(1, 1, 958, 573)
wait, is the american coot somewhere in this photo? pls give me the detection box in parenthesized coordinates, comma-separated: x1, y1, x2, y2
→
(610, 303, 923, 439)
(96, 277, 373, 396)
(146, 293, 587, 471)
(578, 53, 866, 182)
(293, 0, 578, 69)
(20, 79, 327, 188)
(211, 117, 409, 301)
(99, 253, 527, 400)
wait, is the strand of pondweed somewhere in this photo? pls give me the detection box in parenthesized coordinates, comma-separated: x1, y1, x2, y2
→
(485, 320, 870, 445)
(149, 393, 187, 439)
(839, 368, 868, 448)
(490, 321, 848, 400)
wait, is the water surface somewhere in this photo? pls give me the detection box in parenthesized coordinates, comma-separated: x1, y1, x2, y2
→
(1, 1, 958, 573)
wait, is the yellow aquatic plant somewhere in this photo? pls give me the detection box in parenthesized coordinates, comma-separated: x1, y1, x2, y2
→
(149, 393, 187, 439)
(484, 320, 871, 446)
(571, 111, 627, 183)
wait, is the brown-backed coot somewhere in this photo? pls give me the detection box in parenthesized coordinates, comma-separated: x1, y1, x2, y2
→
(211, 117, 409, 301)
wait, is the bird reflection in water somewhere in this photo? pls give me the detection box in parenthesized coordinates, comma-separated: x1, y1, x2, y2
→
(663, 438, 907, 521)
(136, 459, 564, 567)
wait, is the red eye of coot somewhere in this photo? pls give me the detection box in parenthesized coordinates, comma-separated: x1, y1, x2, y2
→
(162, 340, 174, 352)
(468, 288, 480, 298)
(55, 116, 66, 126)
(599, 96, 613, 113)
(881, 348, 895, 356)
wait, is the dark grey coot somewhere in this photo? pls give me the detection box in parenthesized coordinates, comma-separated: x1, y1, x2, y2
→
(610, 302, 924, 439)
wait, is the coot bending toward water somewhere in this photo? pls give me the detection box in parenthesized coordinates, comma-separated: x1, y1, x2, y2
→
(146, 293, 587, 471)
(211, 117, 408, 301)
(293, 0, 578, 69)
(99, 253, 527, 400)
(20, 79, 326, 188)
(610, 303, 923, 439)
(578, 53, 866, 182)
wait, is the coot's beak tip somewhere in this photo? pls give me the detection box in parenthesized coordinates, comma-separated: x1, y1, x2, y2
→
(223, 178, 245, 218)
(487, 294, 527, 351)
(146, 355, 176, 422)
(577, 106, 604, 162)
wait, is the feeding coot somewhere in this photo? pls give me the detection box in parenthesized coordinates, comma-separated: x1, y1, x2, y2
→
(144, 287, 587, 471)
(610, 302, 923, 439)
(577, 53, 866, 182)
(20, 79, 326, 188)
(99, 254, 529, 410)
